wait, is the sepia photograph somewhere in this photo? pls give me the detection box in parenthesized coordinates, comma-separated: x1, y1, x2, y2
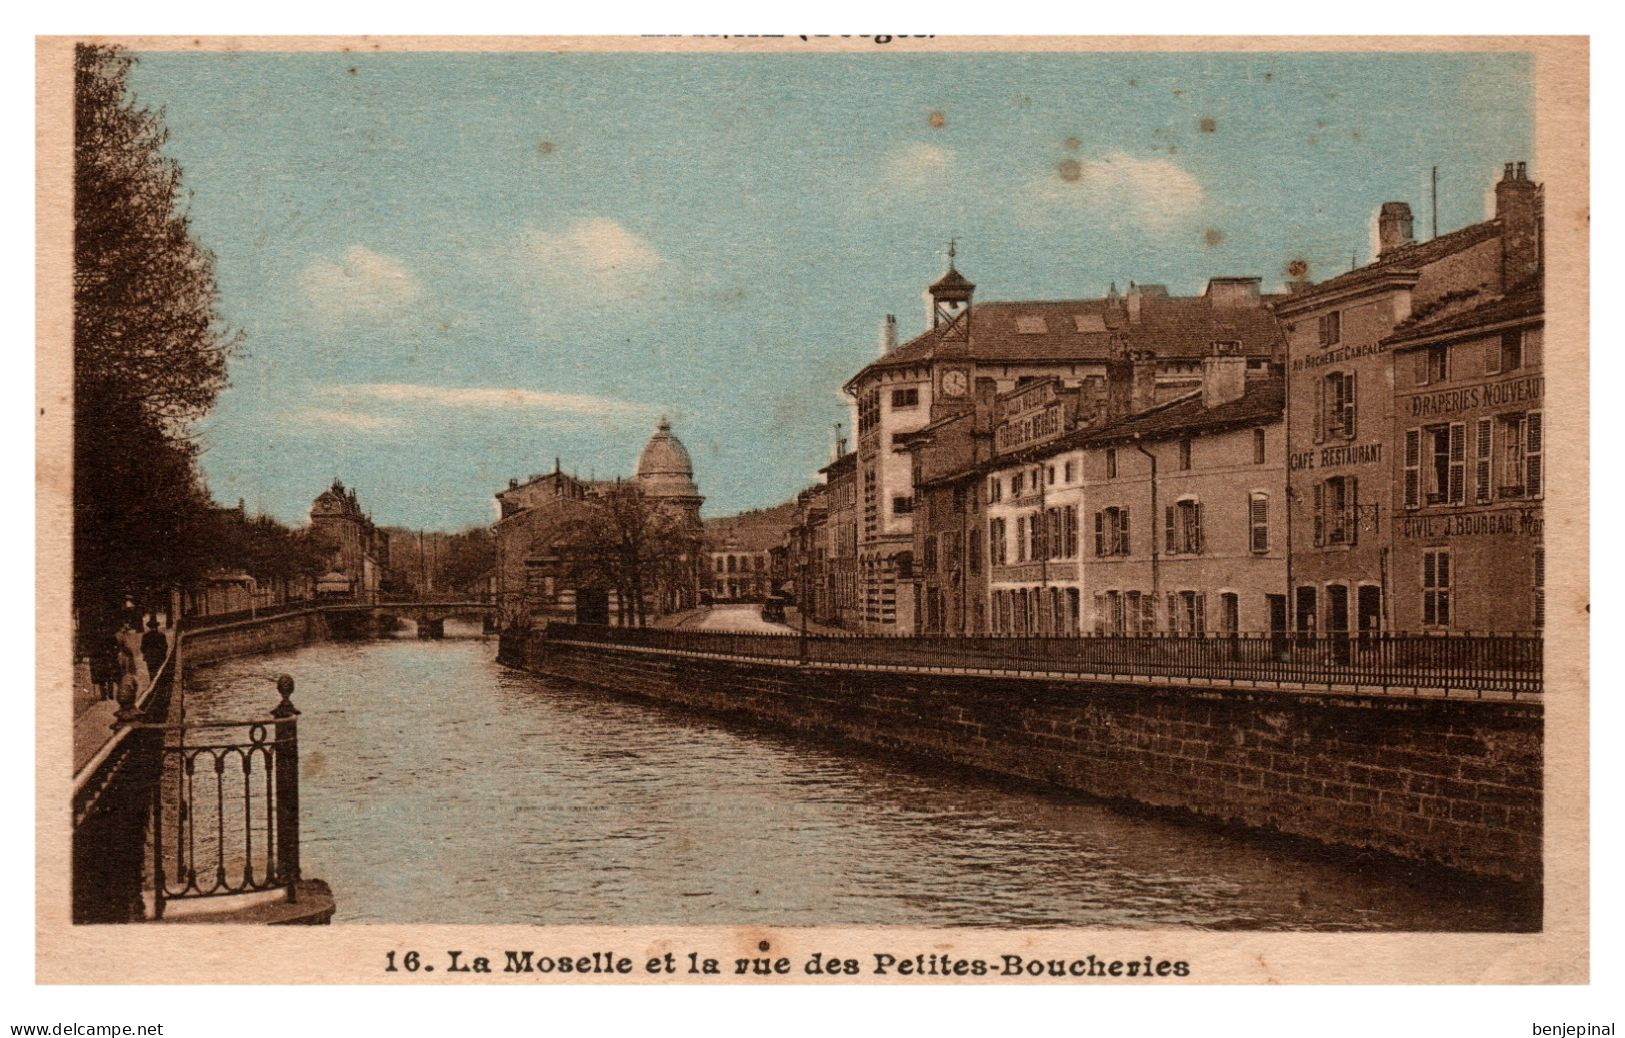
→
(35, 34, 1589, 989)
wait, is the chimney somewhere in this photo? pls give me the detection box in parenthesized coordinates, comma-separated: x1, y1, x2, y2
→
(1202, 342, 1248, 408)
(1378, 202, 1415, 256)
(1496, 161, 1539, 288)
(880, 313, 898, 355)
(1130, 350, 1159, 413)
(1205, 277, 1262, 307)
(1126, 281, 1143, 323)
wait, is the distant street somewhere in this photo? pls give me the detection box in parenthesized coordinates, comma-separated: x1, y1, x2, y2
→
(692, 604, 793, 633)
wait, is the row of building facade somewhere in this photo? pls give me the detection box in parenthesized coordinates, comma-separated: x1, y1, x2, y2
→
(779, 161, 1544, 640)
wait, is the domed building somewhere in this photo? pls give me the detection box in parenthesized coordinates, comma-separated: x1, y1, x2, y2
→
(492, 418, 705, 629)
(635, 417, 704, 520)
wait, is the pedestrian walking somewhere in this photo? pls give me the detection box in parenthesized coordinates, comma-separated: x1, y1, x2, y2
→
(140, 618, 169, 687)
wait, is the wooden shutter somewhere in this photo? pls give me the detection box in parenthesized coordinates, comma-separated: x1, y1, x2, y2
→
(1166, 592, 1178, 634)
(1405, 429, 1421, 509)
(1415, 350, 1429, 386)
(1194, 593, 1206, 636)
(1474, 417, 1493, 503)
(1448, 422, 1466, 505)
(1484, 337, 1501, 375)
(1250, 493, 1268, 552)
(1527, 411, 1543, 497)
(1346, 372, 1358, 439)
(1348, 477, 1360, 546)
(1118, 507, 1130, 555)
(1192, 501, 1204, 553)
(1164, 505, 1176, 555)
(1094, 511, 1104, 556)
(1313, 481, 1324, 546)
(1314, 376, 1325, 443)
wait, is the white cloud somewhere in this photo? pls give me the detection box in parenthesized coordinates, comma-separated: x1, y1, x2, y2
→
(513, 218, 665, 302)
(293, 409, 406, 433)
(321, 382, 658, 419)
(882, 142, 954, 188)
(298, 246, 423, 321)
(1029, 153, 1205, 232)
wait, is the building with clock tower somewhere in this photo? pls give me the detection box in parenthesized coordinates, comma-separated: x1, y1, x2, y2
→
(842, 248, 1284, 633)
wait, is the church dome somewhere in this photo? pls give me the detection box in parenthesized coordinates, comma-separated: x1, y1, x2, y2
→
(636, 418, 701, 503)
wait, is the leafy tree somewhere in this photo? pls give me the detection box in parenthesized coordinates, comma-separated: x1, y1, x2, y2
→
(73, 45, 241, 631)
(562, 482, 700, 626)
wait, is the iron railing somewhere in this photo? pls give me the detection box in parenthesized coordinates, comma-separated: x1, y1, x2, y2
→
(544, 623, 1543, 697)
(150, 676, 302, 918)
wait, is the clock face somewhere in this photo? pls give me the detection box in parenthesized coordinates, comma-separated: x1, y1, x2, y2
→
(942, 369, 968, 397)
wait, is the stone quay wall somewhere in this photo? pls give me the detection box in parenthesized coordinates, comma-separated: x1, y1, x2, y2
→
(180, 609, 333, 670)
(514, 635, 1542, 883)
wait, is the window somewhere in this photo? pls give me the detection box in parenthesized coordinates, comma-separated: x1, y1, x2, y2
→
(1423, 549, 1452, 627)
(1415, 344, 1450, 385)
(922, 535, 938, 573)
(891, 387, 919, 408)
(1318, 310, 1341, 347)
(1179, 437, 1193, 470)
(1421, 423, 1466, 505)
(987, 476, 1002, 503)
(1487, 330, 1523, 375)
(1105, 448, 1118, 479)
(1169, 590, 1206, 635)
(1064, 460, 1076, 483)
(1499, 411, 1542, 498)
(715, 557, 725, 573)
(989, 518, 1006, 565)
(1220, 593, 1240, 636)
(857, 388, 881, 435)
(1317, 371, 1357, 441)
(1253, 427, 1267, 465)
(1015, 516, 1027, 562)
(1532, 547, 1544, 630)
(1313, 476, 1358, 546)
(727, 556, 737, 573)
(1249, 493, 1270, 552)
(1047, 465, 1056, 486)
(892, 495, 913, 516)
(1164, 499, 1203, 555)
(1095, 507, 1131, 556)
(1011, 472, 1024, 497)
(968, 529, 982, 574)
(1028, 510, 1044, 561)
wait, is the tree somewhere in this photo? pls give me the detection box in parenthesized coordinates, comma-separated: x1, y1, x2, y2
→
(437, 528, 495, 595)
(73, 45, 241, 631)
(561, 483, 700, 626)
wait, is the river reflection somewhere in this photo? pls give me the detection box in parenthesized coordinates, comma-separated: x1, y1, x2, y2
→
(184, 629, 1535, 930)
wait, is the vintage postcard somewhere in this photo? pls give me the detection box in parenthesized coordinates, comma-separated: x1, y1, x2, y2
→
(37, 35, 1589, 986)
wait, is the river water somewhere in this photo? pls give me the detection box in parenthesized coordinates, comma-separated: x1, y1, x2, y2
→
(183, 627, 1535, 930)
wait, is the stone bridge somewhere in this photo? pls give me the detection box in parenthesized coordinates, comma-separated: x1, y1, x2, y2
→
(325, 599, 497, 639)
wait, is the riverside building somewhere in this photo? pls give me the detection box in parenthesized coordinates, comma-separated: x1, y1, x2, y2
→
(1274, 161, 1542, 640)
(845, 247, 1283, 633)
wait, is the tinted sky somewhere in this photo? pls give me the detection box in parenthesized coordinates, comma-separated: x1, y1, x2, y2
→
(127, 50, 1532, 530)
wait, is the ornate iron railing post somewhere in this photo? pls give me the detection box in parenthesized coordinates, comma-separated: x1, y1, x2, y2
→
(271, 674, 301, 902)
